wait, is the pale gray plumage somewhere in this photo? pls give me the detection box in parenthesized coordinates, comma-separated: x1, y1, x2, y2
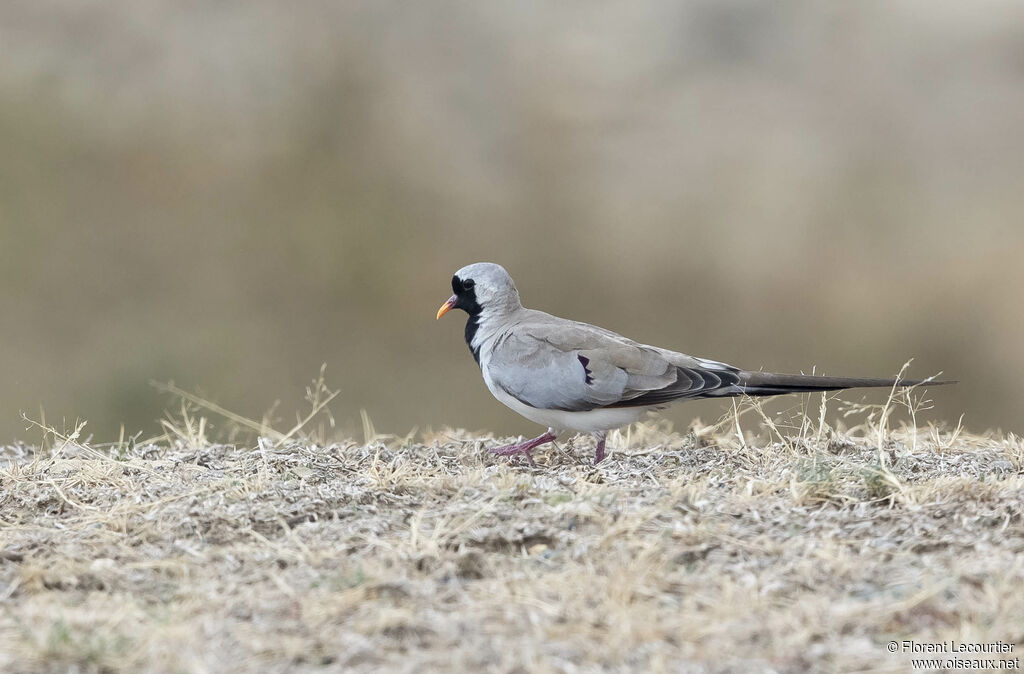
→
(436, 262, 951, 465)
(486, 316, 737, 411)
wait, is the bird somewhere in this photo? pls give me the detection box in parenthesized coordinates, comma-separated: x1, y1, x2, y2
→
(436, 262, 951, 466)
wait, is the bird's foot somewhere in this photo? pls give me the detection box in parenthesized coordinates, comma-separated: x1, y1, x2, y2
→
(490, 431, 557, 467)
(594, 434, 606, 464)
(490, 444, 538, 467)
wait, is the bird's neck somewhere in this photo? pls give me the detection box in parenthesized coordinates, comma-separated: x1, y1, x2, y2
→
(465, 305, 521, 366)
(464, 313, 482, 364)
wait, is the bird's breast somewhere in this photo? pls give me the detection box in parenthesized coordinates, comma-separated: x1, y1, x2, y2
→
(480, 361, 651, 432)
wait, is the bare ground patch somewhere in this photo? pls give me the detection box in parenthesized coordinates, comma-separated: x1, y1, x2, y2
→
(1, 402, 1022, 672)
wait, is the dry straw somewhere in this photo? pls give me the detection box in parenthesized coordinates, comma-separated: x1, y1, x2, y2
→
(0, 372, 1020, 672)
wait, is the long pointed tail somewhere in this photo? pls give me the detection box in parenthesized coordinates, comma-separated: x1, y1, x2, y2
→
(736, 371, 956, 397)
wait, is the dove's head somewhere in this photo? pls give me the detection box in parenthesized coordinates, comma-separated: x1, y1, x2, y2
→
(436, 262, 521, 319)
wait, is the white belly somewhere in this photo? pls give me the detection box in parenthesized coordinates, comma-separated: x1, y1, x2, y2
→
(483, 375, 652, 433)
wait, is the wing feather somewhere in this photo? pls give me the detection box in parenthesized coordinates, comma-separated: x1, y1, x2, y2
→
(485, 310, 742, 411)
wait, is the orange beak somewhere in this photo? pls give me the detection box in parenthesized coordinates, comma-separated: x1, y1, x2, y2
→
(436, 295, 457, 320)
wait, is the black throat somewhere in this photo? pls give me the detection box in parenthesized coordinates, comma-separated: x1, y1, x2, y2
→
(464, 314, 481, 364)
(452, 276, 483, 364)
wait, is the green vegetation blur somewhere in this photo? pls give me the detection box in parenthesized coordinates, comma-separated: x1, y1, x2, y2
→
(2, 3, 1021, 441)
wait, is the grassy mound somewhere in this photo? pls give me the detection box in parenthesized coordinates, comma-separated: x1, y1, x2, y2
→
(1, 389, 1021, 672)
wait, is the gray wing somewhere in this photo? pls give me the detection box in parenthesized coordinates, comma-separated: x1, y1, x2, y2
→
(486, 312, 743, 412)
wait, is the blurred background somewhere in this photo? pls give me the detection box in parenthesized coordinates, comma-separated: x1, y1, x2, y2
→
(1, 1, 1021, 443)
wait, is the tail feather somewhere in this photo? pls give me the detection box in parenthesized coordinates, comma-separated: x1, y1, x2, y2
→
(735, 371, 955, 397)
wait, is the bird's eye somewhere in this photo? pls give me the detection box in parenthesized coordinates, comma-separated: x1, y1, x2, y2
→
(462, 279, 475, 290)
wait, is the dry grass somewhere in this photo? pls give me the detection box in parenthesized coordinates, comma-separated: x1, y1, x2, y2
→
(1, 386, 1022, 673)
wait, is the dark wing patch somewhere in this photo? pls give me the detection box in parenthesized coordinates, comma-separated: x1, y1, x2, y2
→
(606, 366, 742, 408)
(577, 355, 594, 385)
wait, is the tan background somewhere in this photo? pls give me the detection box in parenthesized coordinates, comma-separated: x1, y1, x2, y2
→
(2, 2, 1021, 442)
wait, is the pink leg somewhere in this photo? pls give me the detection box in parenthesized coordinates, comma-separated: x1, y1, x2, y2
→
(594, 432, 607, 464)
(490, 430, 557, 467)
